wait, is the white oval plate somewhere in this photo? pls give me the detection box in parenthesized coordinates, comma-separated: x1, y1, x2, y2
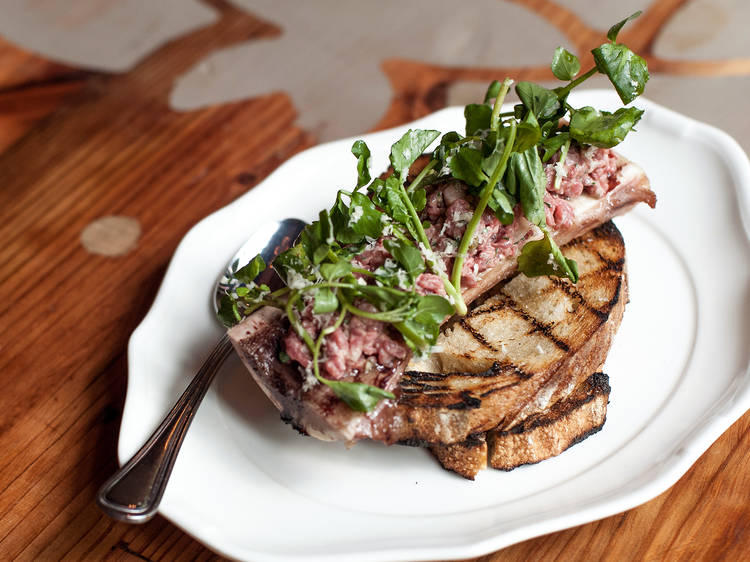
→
(122, 90, 750, 561)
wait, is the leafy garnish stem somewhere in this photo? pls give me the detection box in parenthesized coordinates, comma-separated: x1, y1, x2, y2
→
(450, 120, 517, 294)
(269, 286, 290, 300)
(311, 308, 347, 383)
(553, 139, 571, 193)
(556, 66, 597, 98)
(351, 267, 376, 277)
(285, 292, 315, 350)
(406, 159, 437, 193)
(490, 78, 513, 131)
(339, 291, 411, 322)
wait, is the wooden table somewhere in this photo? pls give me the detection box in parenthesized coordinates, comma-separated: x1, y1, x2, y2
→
(1, 1, 749, 559)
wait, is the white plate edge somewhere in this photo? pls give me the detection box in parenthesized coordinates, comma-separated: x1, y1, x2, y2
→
(119, 90, 750, 561)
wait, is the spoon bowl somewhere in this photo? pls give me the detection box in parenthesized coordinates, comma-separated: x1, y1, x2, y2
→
(214, 218, 306, 312)
(97, 218, 306, 523)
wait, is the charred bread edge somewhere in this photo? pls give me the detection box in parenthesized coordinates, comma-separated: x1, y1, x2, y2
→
(430, 372, 611, 479)
(488, 376, 610, 471)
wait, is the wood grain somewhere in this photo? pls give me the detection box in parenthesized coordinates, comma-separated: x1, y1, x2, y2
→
(0, 0, 748, 560)
(0, 38, 89, 153)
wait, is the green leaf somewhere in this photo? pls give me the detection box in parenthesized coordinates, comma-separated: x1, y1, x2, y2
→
(592, 42, 649, 104)
(273, 242, 313, 285)
(351, 140, 371, 188)
(465, 103, 492, 136)
(318, 209, 335, 247)
(540, 119, 558, 139)
(448, 146, 487, 187)
(517, 230, 579, 283)
(291, 213, 335, 266)
(607, 11, 642, 42)
(505, 147, 546, 227)
(483, 79, 502, 103)
(324, 380, 395, 412)
(541, 132, 571, 162)
(396, 320, 435, 352)
(313, 287, 339, 313)
(414, 294, 454, 325)
(434, 131, 461, 167)
(300, 210, 335, 265)
(233, 254, 266, 284)
(330, 193, 362, 245)
(348, 191, 383, 239)
(383, 238, 425, 281)
(512, 111, 542, 153)
(515, 81, 560, 122)
(481, 149, 502, 180)
(395, 294, 453, 352)
(410, 188, 427, 212)
(441, 131, 462, 145)
(369, 176, 409, 226)
(356, 285, 413, 313)
(217, 293, 241, 327)
(372, 261, 406, 289)
(487, 185, 516, 225)
(390, 129, 440, 181)
(569, 105, 644, 148)
(551, 47, 580, 80)
(320, 261, 352, 280)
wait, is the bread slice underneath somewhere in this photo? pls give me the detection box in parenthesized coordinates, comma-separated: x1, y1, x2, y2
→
(430, 372, 611, 479)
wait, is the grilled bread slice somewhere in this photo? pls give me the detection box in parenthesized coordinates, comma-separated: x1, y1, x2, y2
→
(391, 221, 626, 445)
(430, 372, 611, 479)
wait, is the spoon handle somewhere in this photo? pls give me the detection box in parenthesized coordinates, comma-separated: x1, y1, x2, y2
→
(96, 334, 234, 523)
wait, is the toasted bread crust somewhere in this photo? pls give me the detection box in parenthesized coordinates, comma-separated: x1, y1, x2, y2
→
(430, 434, 487, 480)
(430, 373, 610, 479)
(487, 372, 610, 471)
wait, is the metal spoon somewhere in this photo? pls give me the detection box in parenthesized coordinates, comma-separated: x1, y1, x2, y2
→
(96, 218, 306, 523)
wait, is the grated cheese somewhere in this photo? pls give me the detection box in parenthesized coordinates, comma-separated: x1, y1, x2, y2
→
(286, 269, 311, 289)
(349, 205, 363, 224)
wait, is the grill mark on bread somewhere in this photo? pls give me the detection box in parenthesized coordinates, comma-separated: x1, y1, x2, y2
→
(472, 295, 572, 353)
(458, 318, 498, 351)
(504, 372, 610, 434)
(402, 372, 448, 382)
(477, 379, 524, 398)
(401, 362, 531, 395)
(596, 252, 625, 272)
(549, 277, 610, 322)
(447, 391, 483, 410)
(400, 383, 445, 393)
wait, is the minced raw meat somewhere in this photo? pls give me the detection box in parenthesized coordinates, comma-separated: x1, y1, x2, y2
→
(283, 301, 407, 381)
(415, 273, 446, 296)
(544, 192, 575, 230)
(546, 144, 619, 199)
